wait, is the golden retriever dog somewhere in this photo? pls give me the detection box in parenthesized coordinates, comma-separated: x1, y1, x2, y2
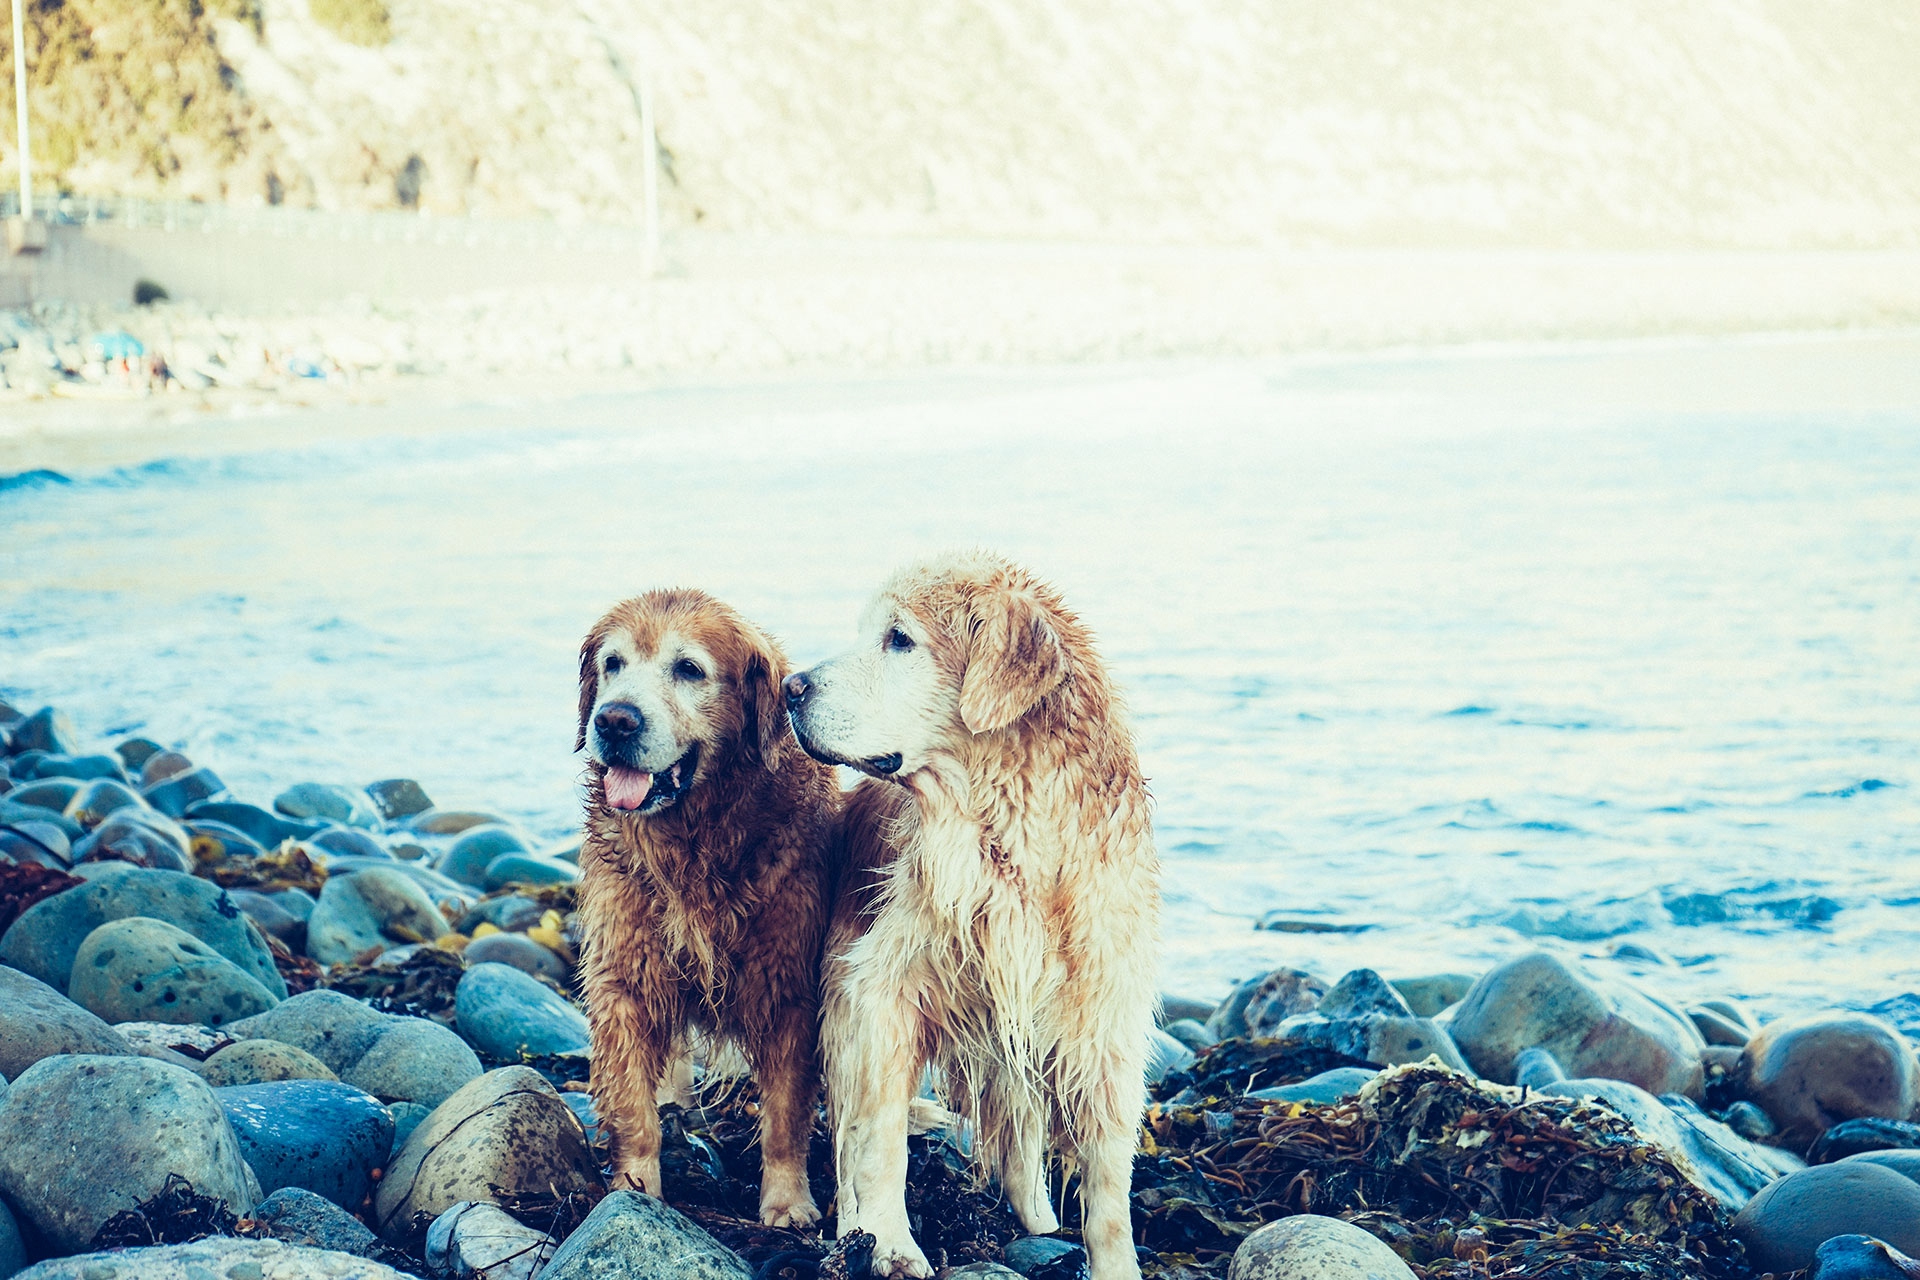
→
(573, 589, 838, 1227)
(784, 551, 1161, 1280)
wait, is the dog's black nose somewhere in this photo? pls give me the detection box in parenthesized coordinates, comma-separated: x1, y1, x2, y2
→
(594, 702, 644, 741)
(783, 672, 812, 707)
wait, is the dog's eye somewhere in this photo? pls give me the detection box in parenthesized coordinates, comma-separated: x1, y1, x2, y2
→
(603, 654, 624, 675)
(886, 628, 915, 653)
(674, 658, 706, 681)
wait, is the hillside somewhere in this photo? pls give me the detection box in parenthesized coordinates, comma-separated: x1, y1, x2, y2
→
(4, 0, 1920, 247)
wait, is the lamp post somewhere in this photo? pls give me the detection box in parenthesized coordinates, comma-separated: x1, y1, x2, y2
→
(10, 0, 27, 220)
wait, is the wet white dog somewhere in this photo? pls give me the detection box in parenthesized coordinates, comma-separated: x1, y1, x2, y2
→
(785, 550, 1161, 1280)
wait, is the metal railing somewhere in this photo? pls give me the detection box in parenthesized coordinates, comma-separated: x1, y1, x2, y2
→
(0, 189, 655, 256)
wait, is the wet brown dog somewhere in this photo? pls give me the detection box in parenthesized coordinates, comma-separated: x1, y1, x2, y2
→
(573, 589, 838, 1226)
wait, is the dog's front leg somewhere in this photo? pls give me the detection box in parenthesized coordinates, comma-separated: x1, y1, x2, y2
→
(825, 973, 930, 1277)
(1076, 1115, 1144, 1280)
(752, 1004, 823, 1228)
(584, 978, 670, 1196)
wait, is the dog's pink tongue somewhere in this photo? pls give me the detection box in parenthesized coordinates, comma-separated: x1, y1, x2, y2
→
(603, 767, 653, 811)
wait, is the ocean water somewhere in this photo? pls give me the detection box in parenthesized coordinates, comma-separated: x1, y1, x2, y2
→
(4, 334, 1918, 1019)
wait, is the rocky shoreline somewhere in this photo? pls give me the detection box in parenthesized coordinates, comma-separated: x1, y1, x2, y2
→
(2, 697, 1918, 1280)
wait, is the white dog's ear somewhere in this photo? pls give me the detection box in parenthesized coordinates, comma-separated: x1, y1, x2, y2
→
(960, 586, 1069, 735)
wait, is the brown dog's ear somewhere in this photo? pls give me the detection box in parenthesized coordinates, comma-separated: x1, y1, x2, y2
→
(959, 585, 1069, 735)
(740, 632, 793, 773)
(575, 628, 603, 753)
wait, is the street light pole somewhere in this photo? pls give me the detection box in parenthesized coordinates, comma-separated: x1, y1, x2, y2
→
(10, 0, 28, 219)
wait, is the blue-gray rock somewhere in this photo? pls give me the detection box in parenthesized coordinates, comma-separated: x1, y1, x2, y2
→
(306, 866, 450, 965)
(69, 916, 280, 1027)
(0, 800, 82, 842)
(232, 889, 306, 948)
(1390, 973, 1476, 1018)
(1844, 1148, 1920, 1185)
(0, 819, 69, 866)
(558, 1090, 599, 1142)
(323, 858, 475, 909)
(10, 1237, 417, 1279)
(252, 1186, 381, 1255)
(1228, 1215, 1415, 1279)
(545, 837, 584, 865)
(1208, 967, 1328, 1040)
(1810, 1117, 1920, 1164)
(0, 1054, 259, 1254)
(1741, 1012, 1920, 1150)
(1162, 1017, 1216, 1052)
(1734, 1160, 1920, 1273)
(227, 989, 393, 1075)
(182, 800, 310, 847)
(425, 1200, 556, 1280)
(143, 766, 227, 819)
(1541, 1077, 1803, 1211)
(1448, 952, 1705, 1098)
(70, 808, 193, 872)
(196, 1039, 338, 1087)
(219, 1080, 394, 1208)
(8, 707, 78, 756)
(1725, 1100, 1777, 1141)
(33, 754, 127, 783)
(462, 930, 570, 982)
(312, 826, 391, 859)
(139, 750, 194, 787)
(1809, 1234, 1920, 1280)
(482, 853, 578, 889)
(184, 818, 266, 859)
(1160, 993, 1219, 1026)
(1003, 1236, 1083, 1276)
(62, 778, 144, 829)
(343, 1016, 483, 1107)
(0, 1197, 22, 1278)
(388, 1101, 432, 1157)
(459, 895, 545, 934)
(5, 779, 80, 813)
(114, 737, 165, 771)
(1688, 1005, 1752, 1047)
(438, 825, 532, 887)
(373, 1066, 599, 1243)
(275, 782, 381, 829)
(1276, 968, 1469, 1072)
(1514, 1046, 1567, 1087)
(0, 963, 133, 1078)
(1246, 1066, 1379, 1107)
(0, 864, 285, 997)
(455, 962, 589, 1059)
(410, 809, 509, 836)
(539, 1189, 748, 1280)
(1145, 1027, 1196, 1086)
(365, 779, 434, 821)
(273, 887, 318, 923)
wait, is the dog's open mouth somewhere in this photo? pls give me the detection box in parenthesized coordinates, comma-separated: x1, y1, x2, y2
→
(603, 744, 700, 814)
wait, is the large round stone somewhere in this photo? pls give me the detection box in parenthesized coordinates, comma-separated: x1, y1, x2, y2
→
(455, 961, 589, 1059)
(251, 1185, 381, 1254)
(70, 808, 193, 872)
(62, 778, 144, 829)
(218, 1080, 394, 1209)
(306, 866, 449, 966)
(462, 930, 571, 982)
(0, 963, 132, 1078)
(343, 1016, 484, 1107)
(227, 989, 392, 1075)
(9, 1237, 416, 1279)
(1740, 1012, 1919, 1150)
(365, 779, 434, 821)
(0, 1054, 259, 1255)
(1208, 967, 1328, 1040)
(197, 1038, 338, 1087)
(69, 916, 280, 1027)
(275, 782, 381, 829)
(1733, 1160, 1920, 1273)
(1227, 1214, 1415, 1280)
(1446, 952, 1705, 1098)
(372, 1066, 599, 1243)
(539, 1190, 749, 1280)
(8, 707, 78, 756)
(143, 766, 227, 819)
(482, 853, 578, 889)
(438, 825, 532, 887)
(0, 864, 285, 998)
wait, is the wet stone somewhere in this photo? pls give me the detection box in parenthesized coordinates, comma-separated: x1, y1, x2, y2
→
(1162, 1017, 1216, 1052)
(312, 826, 391, 859)
(342, 1015, 483, 1107)
(34, 754, 129, 784)
(1809, 1235, 1920, 1280)
(0, 819, 70, 866)
(1207, 966, 1328, 1040)
(8, 706, 79, 756)
(6, 778, 82, 813)
(438, 825, 532, 887)
(1276, 967, 1470, 1072)
(1002, 1236, 1083, 1275)
(69, 915, 281, 1026)
(275, 782, 381, 829)
(143, 766, 227, 819)
(139, 749, 195, 787)
(0, 864, 286, 997)
(1740, 1011, 1920, 1150)
(71, 808, 194, 871)
(1688, 1004, 1752, 1046)
(1228, 1214, 1416, 1280)
(218, 1079, 395, 1208)
(1389, 972, 1475, 1017)
(0, 1054, 259, 1255)
(537, 1189, 748, 1280)
(0, 962, 132, 1078)
(61, 778, 143, 829)
(232, 888, 307, 948)
(1809, 1116, 1920, 1164)
(482, 852, 578, 889)
(462, 930, 570, 982)
(1734, 1160, 1920, 1273)
(9, 1237, 417, 1279)
(424, 1200, 556, 1280)
(458, 894, 545, 934)
(251, 1185, 380, 1255)
(1146, 1027, 1197, 1086)
(1245, 1066, 1379, 1106)
(409, 809, 511, 836)
(113, 736, 166, 771)
(227, 988, 392, 1075)
(182, 800, 312, 849)
(306, 865, 450, 966)
(455, 961, 590, 1059)
(365, 778, 434, 821)
(197, 1038, 338, 1087)
(186, 818, 267, 859)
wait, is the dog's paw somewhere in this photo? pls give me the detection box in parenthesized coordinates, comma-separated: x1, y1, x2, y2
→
(759, 1194, 822, 1229)
(1016, 1200, 1060, 1236)
(868, 1232, 933, 1279)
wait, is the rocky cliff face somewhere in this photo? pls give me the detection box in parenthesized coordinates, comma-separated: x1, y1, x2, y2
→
(5, 0, 1920, 247)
